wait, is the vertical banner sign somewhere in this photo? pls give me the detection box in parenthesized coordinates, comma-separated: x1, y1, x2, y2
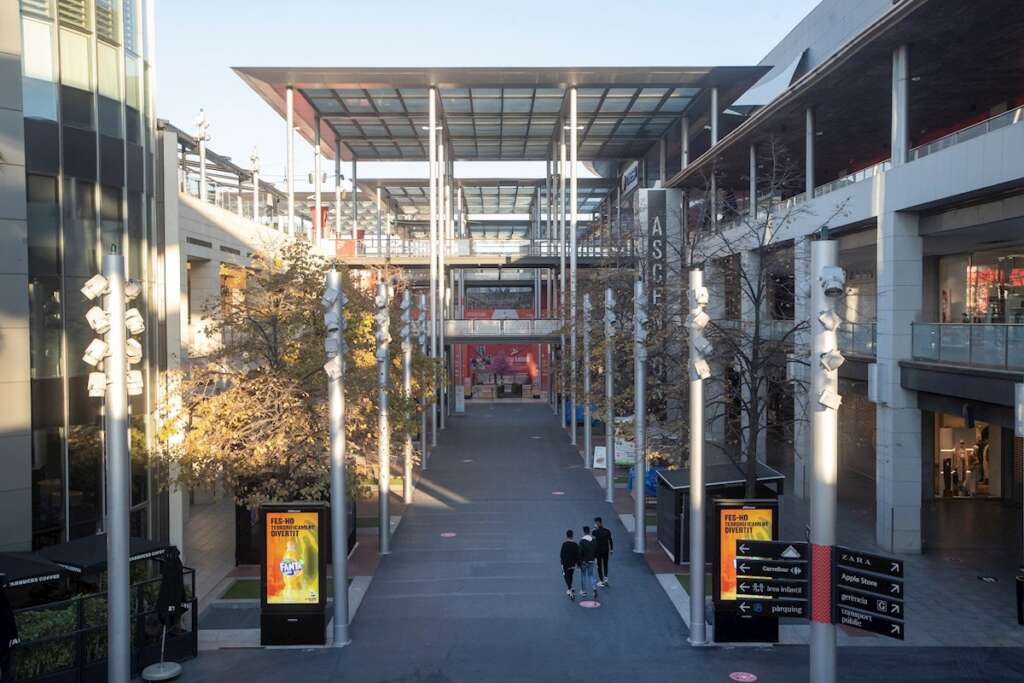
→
(645, 190, 668, 406)
(265, 510, 321, 605)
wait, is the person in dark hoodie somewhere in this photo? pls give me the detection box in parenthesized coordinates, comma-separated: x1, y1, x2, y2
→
(578, 526, 598, 598)
(593, 517, 613, 587)
(560, 529, 580, 601)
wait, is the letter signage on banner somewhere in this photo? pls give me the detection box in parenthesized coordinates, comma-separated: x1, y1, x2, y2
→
(717, 503, 774, 601)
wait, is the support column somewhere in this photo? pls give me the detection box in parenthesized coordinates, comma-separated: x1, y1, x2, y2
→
(196, 109, 209, 203)
(286, 87, 295, 234)
(351, 158, 358, 238)
(251, 149, 260, 224)
(891, 44, 910, 166)
(439, 138, 447, 430)
(376, 186, 382, 251)
(583, 294, 592, 467)
(333, 139, 342, 238)
(236, 174, 244, 217)
(749, 143, 757, 218)
(740, 249, 768, 464)
(658, 138, 667, 184)
(681, 116, 690, 169)
(710, 87, 719, 146)
(633, 279, 647, 554)
(428, 88, 438, 447)
(805, 106, 816, 196)
(792, 237, 812, 499)
(559, 124, 568, 424)
(875, 209, 922, 552)
(314, 113, 322, 239)
(545, 161, 552, 241)
(570, 87, 578, 447)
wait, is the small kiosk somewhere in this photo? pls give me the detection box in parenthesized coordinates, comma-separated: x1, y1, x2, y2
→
(260, 502, 328, 646)
(655, 463, 784, 564)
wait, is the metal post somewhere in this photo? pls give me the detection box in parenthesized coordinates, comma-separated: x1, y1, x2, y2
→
(710, 87, 719, 146)
(428, 89, 438, 447)
(334, 138, 342, 238)
(419, 294, 429, 470)
(286, 87, 295, 234)
(559, 130, 567, 424)
(401, 290, 414, 504)
(375, 282, 392, 555)
(237, 174, 244, 217)
(324, 270, 350, 647)
(376, 186, 382, 254)
(681, 116, 690, 169)
(196, 110, 209, 203)
(806, 107, 816, 196)
(314, 114, 323, 238)
(892, 44, 910, 166)
(633, 279, 647, 554)
(604, 288, 616, 504)
(351, 158, 358, 238)
(570, 87, 578, 447)
(101, 254, 130, 683)
(545, 161, 552, 240)
(810, 239, 842, 683)
(583, 293, 592, 466)
(749, 143, 758, 218)
(439, 138, 447, 431)
(251, 148, 260, 224)
(687, 268, 709, 646)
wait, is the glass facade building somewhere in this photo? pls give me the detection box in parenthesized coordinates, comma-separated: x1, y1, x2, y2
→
(16, 0, 159, 549)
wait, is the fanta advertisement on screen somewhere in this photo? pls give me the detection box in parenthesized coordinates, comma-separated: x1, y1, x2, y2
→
(265, 511, 320, 605)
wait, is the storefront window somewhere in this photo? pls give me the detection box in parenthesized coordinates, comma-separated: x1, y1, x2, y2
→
(933, 414, 1001, 498)
(939, 250, 1024, 323)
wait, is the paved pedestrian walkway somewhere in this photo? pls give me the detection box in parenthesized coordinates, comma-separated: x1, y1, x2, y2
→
(178, 403, 1024, 682)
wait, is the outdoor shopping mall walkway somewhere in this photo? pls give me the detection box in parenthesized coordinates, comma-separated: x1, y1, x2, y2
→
(179, 403, 1024, 682)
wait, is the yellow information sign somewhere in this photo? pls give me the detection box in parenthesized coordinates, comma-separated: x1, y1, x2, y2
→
(265, 510, 321, 605)
(718, 506, 773, 601)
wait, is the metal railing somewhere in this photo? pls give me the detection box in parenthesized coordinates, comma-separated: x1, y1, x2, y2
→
(838, 321, 877, 356)
(445, 318, 562, 338)
(911, 323, 1024, 370)
(910, 105, 1024, 161)
(353, 238, 635, 260)
(814, 160, 891, 198)
(11, 567, 198, 681)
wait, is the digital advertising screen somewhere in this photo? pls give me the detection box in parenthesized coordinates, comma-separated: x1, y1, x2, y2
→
(264, 510, 321, 606)
(718, 504, 774, 601)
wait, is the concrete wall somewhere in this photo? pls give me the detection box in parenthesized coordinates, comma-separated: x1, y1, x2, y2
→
(0, 4, 31, 551)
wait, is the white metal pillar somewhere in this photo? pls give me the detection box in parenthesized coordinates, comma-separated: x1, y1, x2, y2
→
(570, 87, 578, 447)
(545, 160, 552, 240)
(559, 125, 567, 423)
(892, 44, 910, 166)
(251, 148, 260, 224)
(314, 114, 323, 239)
(633, 279, 647, 554)
(439, 138, 447, 430)
(401, 290, 414, 505)
(681, 116, 690, 169)
(351, 158, 358, 238)
(604, 288, 616, 504)
(658, 138, 667, 184)
(376, 186, 382, 251)
(687, 268, 709, 646)
(749, 143, 757, 218)
(286, 87, 295, 234)
(325, 270, 350, 648)
(375, 281, 392, 556)
(710, 87, 719, 146)
(236, 174, 244, 217)
(428, 88, 438, 447)
(810, 239, 841, 683)
(805, 107, 816, 196)
(334, 138, 342, 238)
(196, 109, 209, 203)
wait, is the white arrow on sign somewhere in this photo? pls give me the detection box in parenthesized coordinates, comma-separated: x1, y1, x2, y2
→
(891, 624, 901, 635)
(890, 562, 900, 573)
(890, 584, 900, 594)
(739, 544, 751, 554)
(739, 602, 750, 614)
(739, 563, 750, 573)
(739, 582, 749, 592)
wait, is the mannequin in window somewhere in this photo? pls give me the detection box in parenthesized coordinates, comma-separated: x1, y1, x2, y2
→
(954, 440, 970, 495)
(975, 428, 989, 484)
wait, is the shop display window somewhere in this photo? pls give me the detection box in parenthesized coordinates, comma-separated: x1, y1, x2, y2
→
(933, 414, 1001, 498)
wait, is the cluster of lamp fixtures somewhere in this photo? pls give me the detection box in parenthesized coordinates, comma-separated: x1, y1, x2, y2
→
(322, 284, 349, 381)
(816, 264, 847, 411)
(81, 273, 146, 398)
(688, 284, 713, 381)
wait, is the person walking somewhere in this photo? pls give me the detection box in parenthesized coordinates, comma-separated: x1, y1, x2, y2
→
(560, 529, 580, 601)
(578, 526, 598, 598)
(593, 516, 613, 587)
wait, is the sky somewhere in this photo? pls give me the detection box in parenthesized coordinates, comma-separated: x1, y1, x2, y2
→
(155, 0, 821, 190)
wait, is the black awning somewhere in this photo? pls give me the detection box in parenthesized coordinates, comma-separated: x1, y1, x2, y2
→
(0, 552, 65, 588)
(656, 462, 785, 491)
(38, 534, 169, 573)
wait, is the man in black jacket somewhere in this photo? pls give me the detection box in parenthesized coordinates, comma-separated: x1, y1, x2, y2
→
(578, 526, 598, 598)
(560, 529, 580, 601)
(593, 517, 613, 587)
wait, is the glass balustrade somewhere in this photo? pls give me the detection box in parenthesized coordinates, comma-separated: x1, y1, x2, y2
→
(911, 323, 1024, 369)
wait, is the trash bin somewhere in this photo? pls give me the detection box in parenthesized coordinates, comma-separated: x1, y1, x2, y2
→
(1017, 575, 1023, 626)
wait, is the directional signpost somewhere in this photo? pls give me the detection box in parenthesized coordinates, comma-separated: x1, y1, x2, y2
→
(832, 545, 905, 641)
(733, 540, 811, 629)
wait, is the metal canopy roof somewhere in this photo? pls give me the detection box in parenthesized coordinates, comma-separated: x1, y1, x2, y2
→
(233, 66, 768, 162)
(349, 177, 615, 217)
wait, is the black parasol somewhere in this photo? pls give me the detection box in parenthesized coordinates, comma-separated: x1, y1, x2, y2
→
(155, 548, 189, 626)
(38, 534, 167, 574)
